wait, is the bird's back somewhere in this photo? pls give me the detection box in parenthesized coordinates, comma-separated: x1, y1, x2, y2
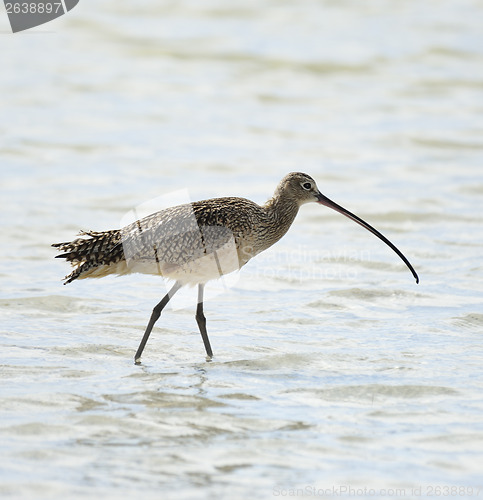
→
(54, 196, 269, 285)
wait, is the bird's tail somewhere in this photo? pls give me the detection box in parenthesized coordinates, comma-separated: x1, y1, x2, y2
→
(52, 230, 124, 284)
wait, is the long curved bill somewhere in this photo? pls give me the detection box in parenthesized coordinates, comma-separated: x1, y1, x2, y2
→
(316, 192, 419, 284)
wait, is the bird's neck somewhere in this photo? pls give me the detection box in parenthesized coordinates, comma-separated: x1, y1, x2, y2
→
(261, 194, 300, 249)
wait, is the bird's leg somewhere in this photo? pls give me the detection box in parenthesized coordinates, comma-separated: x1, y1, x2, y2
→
(195, 283, 213, 358)
(134, 281, 182, 364)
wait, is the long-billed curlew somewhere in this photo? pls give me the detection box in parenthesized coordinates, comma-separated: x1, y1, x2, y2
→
(53, 172, 419, 363)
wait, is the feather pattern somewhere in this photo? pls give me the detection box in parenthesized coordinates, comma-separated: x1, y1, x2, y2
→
(51, 176, 309, 286)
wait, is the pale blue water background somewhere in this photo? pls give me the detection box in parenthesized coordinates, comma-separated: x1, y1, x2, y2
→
(1, 1, 483, 498)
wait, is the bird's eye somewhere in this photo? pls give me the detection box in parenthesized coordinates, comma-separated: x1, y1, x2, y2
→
(302, 182, 312, 190)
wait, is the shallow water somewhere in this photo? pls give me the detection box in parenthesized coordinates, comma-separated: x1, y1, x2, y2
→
(1, 0, 483, 498)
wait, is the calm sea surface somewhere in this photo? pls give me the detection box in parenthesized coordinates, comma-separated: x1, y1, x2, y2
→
(1, 1, 483, 498)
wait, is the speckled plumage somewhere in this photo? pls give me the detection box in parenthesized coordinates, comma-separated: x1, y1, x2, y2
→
(53, 174, 311, 286)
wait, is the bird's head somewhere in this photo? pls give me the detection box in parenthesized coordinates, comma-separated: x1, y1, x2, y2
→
(276, 172, 323, 206)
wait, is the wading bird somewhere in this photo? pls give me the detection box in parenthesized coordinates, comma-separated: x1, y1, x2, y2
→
(53, 172, 419, 363)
